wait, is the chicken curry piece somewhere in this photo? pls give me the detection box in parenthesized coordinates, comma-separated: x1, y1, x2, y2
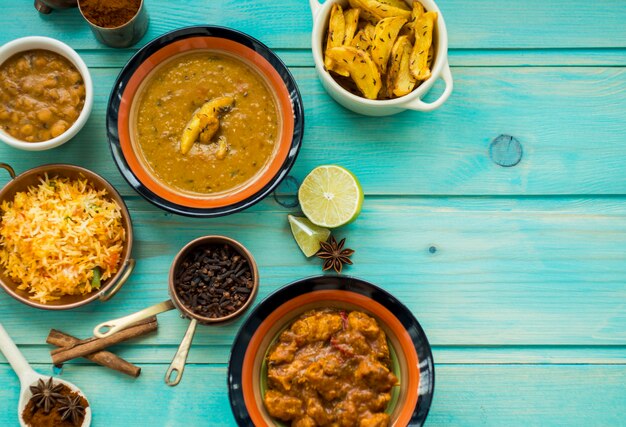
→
(264, 309, 398, 427)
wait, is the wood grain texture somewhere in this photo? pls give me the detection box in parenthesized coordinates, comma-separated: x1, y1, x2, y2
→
(0, 197, 624, 347)
(1, 67, 626, 196)
(2, 0, 626, 50)
(0, 364, 623, 426)
(1, 0, 626, 425)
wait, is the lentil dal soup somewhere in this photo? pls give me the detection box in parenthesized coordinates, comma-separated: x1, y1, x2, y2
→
(132, 51, 281, 195)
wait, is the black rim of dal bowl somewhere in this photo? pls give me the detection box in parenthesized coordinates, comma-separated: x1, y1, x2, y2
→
(106, 26, 304, 217)
(228, 275, 435, 426)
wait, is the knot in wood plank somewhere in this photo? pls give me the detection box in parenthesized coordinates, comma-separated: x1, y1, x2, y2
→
(490, 134, 523, 167)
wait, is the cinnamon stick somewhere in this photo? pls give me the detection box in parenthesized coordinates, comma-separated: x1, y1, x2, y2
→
(47, 330, 141, 377)
(50, 317, 158, 365)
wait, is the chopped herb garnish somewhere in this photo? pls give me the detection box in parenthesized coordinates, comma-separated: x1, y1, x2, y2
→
(91, 267, 102, 288)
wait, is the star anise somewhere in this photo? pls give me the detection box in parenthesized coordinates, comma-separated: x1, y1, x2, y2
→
(29, 377, 64, 414)
(316, 236, 354, 274)
(58, 395, 86, 426)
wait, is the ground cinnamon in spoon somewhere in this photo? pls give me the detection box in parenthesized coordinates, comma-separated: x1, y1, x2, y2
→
(78, 0, 141, 28)
(22, 382, 88, 427)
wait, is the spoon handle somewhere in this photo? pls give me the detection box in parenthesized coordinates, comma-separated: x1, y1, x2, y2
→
(0, 323, 35, 384)
(165, 318, 198, 387)
(93, 300, 175, 338)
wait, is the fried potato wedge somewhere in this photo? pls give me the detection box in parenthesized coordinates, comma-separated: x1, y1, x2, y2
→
(370, 16, 407, 74)
(180, 96, 234, 155)
(409, 10, 437, 81)
(410, 0, 424, 22)
(385, 34, 404, 97)
(350, 29, 373, 51)
(326, 3, 346, 49)
(325, 3, 349, 76)
(343, 8, 361, 45)
(391, 36, 416, 97)
(326, 46, 382, 99)
(399, 21, 415, 43)
(348, 0, 411, 22)
(379, 0, 410, 11)
(364, 23, 376, 40)
(427, 44, 434, 68)
(400, 1, 424, 43)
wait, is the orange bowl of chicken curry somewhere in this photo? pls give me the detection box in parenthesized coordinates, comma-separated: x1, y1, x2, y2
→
(228, 276, 435, 427)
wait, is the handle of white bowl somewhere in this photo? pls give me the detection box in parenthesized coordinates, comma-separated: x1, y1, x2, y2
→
(404, 60, 453, 112)
(309, 0, 322, 18)
(0, 323, 36, 384)
(93, 300, 175, 338)
(165, 318, 198, 387)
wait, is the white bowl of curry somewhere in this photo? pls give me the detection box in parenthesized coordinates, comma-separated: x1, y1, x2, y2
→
(0, 36, 93, 151)
(107, 26, 304, 217)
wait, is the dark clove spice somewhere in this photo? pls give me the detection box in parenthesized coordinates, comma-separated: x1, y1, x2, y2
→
(174, 244, 254, 318)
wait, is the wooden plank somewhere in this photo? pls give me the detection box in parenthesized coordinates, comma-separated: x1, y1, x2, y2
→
(0, 196, 624, 346)
(429, 365, 626, 426)
(0, 364, 623, 426)
(1, 67, 626, 196)
(4, 344, 625, 366)
(448, 49, 626, 68)
(2, 0, 626, 50)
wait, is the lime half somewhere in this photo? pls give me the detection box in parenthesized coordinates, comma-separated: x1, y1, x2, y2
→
(298, 165, 364, 228)
(288, 215, 331, 257)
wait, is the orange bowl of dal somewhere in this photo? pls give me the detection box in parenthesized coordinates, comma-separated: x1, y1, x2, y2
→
(107, 26, 304, 217)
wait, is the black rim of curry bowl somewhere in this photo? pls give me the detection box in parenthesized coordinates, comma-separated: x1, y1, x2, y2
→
(106, 26, 304, 217)
(227, 275, 435, 426)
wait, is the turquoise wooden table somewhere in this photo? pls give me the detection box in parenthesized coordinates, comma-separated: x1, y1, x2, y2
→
(1, 0, 625, 425)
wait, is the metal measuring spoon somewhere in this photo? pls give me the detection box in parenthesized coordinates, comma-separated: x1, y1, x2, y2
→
(92, 299, 196, 386)
(0, 323, 92, 427)
(93, 300, 176, 338)
(93, 236, 259, 387)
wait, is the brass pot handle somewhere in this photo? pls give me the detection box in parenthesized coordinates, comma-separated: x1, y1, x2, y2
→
(93, 299, 175, 338)
(98, 258, 136, 302)
(0, 163, 16, 179)
(165, 318, 198, 387)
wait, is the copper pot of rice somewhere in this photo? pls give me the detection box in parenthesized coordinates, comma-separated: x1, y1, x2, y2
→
(0, 163, 134, 310)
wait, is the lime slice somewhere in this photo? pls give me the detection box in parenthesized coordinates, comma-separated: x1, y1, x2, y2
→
(298, 165, 364, 228)
(288, 215, 331, 257)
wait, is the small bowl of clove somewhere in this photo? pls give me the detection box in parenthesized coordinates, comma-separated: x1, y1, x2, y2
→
(169, 235, 259, 323)
(92, 235, 258, 386)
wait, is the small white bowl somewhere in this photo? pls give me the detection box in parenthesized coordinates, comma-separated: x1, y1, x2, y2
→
(310, 0, 453, 116)
(0, 36, 93, 151)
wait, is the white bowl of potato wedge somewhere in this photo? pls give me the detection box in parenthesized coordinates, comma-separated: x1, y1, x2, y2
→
(310, 0, 452, 116)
